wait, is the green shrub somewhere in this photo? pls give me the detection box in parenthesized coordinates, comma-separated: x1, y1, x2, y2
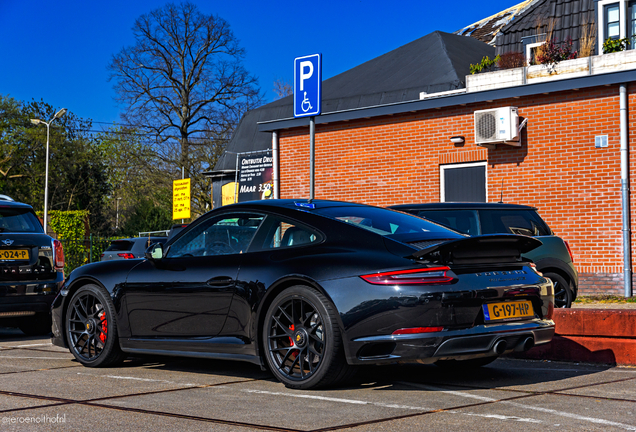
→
(603, 37, 630, 53)
(469, 55, 501, 74)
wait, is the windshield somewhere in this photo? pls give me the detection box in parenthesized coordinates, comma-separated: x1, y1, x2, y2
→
(0, 207, 43, 233)
(314, 206, 462, 241)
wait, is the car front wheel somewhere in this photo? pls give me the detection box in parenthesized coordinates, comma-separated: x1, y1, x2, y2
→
(66, 284, 126, 367)
(263, 285, 353, 389)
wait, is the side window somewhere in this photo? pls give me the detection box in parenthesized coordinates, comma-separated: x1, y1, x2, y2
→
(418, 210, 479, 235)
(167, 213, 264, 258)
(479, 210, 551, 236)
(261, 218, 319, 249)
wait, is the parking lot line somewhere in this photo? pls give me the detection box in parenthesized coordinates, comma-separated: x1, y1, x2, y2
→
(13, 343, 53, 348)
(401, 382, 636, 431)
(243, 389, 430, 411)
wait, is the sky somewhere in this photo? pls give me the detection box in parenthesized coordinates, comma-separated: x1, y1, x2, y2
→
(0, 0, 517, 127)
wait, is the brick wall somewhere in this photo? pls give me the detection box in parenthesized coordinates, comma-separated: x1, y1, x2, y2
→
(278, 84, 636, 295)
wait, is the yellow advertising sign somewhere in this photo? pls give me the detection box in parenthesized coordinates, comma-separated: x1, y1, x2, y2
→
(221, 182, 237, 206)
(173, 179, 191, 220)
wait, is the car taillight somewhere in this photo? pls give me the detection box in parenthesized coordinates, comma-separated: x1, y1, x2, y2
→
(564, 241, 574, 262)
(392, 327, 444, 335)
(360, 267, 454, 285)
(117, 253, 135, 259)
(53, 239, 65, 271)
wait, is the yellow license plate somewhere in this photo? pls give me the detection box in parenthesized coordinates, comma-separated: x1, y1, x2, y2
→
(483, 300, 534, 322)
(0, 249, 30, 261)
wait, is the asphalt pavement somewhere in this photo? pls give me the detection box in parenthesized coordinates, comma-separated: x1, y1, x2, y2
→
(0, 328, 635, 431)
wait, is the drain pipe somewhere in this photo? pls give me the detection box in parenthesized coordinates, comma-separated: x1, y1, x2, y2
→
(272, 131, 280, 199)
(620, 84, 633, 298)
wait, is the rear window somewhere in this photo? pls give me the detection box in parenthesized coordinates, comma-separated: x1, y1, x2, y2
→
(479, 209, 551, 236)
(106, 240, 134, 252)
(314, 206, 461, 242)
(0, 207, 43, 233)
(134, 238, 167, 251)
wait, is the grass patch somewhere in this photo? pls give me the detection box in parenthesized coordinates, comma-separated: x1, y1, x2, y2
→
(574, 295, 636, 304)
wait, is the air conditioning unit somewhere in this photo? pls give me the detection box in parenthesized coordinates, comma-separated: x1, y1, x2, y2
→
(474, 107, 520, 147)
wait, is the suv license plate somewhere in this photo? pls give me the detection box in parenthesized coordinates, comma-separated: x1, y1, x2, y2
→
(0, 249, 30, 261)
(483, 300, 534, 322)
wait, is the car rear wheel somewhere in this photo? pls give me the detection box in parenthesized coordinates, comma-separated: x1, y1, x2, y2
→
(545, 272, 572, 308)
(66, 284, 126, 367)
(18, 313, 51, 336)
(435, 355, 498, 369)
(263, 286, 353, 389)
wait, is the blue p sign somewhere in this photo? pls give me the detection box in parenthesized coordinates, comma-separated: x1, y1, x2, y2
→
(294, 54, 321, 118)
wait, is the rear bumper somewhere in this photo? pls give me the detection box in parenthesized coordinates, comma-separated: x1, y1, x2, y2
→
(346, 319, 555, 365)
(0, 278, 63, 317)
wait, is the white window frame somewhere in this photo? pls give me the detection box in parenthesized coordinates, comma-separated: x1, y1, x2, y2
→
(598, 0, 627, 54)
(526, 41, 546, 65)
(439, 161, 488, 203)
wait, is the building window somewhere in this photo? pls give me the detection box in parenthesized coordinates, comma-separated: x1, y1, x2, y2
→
(629, 1, 636, 44)
(526, 42, 545, 65)
(605, 3, 621, 39)
(521, 34, 546, 65)
(597, 0, 634, 53)
(440, 162, 487, 203)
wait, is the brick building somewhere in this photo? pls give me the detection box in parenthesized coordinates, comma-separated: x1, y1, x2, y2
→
(260, 76, 635, 296)
(210, 0, 636, 296)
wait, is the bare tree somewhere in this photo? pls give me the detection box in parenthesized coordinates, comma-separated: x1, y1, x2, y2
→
(108, 2, 261, 216)
(273, 79, 293, 99)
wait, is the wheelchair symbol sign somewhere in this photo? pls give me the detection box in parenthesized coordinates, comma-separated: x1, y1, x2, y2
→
(294, 54, 321, 118)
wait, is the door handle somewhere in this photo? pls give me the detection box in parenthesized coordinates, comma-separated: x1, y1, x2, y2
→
(206, 277, 234, 286)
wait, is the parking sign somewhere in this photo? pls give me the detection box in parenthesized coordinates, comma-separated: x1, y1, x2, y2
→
(294, 54, 321, 118)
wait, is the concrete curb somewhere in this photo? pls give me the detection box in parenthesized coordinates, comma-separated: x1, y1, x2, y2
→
(513, 309, 636, 366)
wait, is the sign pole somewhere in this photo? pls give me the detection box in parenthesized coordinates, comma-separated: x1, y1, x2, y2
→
(310, 116, 315, 200)
(294, 53, 321, 202)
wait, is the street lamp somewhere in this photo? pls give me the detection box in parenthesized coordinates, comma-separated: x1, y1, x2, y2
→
(31, 108, 68, 234)
(116, 197, 122, 230)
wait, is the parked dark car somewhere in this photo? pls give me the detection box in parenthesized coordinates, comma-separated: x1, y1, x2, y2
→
(51, 200, 555, 389)
(0, 198, 65, 335)
(101, 237, 167, 261)
(390, 202, 578, 308)
(167, 223, 188, 241)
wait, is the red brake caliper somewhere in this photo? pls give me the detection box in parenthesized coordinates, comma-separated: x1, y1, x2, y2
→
(289, 324, 298, 359)
(98, 311, 107, 343)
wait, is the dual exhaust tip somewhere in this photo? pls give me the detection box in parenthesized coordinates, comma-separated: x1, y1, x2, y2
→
(492, 336, 534, 355)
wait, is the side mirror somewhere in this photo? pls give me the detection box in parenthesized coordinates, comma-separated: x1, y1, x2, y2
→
(145, 242, 164, 260)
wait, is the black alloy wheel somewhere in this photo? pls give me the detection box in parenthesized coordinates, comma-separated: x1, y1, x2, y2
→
(545, 272, 572, 308)
(263, 286, 352, 389)
(66, 284, 125, 367)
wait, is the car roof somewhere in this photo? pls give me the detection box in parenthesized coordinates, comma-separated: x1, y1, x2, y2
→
(390, 202, 536, 211)
(216, 199, 375, 212)
(0, 200, 35, 210)
(111, 237, 167, 242)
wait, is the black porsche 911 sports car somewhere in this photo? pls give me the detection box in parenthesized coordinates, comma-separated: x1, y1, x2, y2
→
(51, 200, 555, 389)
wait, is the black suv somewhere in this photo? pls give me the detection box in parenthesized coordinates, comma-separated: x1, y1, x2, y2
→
(390, 202, 578, 308)
(0, 198, 65, 335)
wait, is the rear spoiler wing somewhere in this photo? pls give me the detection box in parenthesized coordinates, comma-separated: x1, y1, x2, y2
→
(411, 234, 542, 265)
